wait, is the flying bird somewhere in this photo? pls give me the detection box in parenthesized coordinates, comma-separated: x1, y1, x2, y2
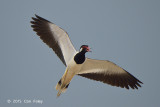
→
(30, 15, 143, 97)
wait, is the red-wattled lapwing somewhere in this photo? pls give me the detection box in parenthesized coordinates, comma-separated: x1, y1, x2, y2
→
(31, 15, 143, 97)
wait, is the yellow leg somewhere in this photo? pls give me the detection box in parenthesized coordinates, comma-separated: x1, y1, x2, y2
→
(55, 68, 75, 97)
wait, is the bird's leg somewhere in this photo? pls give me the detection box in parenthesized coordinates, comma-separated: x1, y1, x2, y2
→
(55, 68, 74, 97)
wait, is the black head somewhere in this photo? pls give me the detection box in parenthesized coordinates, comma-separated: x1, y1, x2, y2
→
(80, 45, 91, 52)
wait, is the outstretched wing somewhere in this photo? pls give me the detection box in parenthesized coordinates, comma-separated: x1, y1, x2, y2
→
(78, 58, 143, 89)
(31, 15, 76, 66)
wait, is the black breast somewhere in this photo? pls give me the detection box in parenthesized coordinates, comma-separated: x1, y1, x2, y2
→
(74, 52, 86, 64)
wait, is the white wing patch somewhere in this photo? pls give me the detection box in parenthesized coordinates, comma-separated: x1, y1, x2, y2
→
(48, 23, 77, 65)
(78, 58, 125, 75)
(77, 58, 143, 89)
(31, 15, 77, 66)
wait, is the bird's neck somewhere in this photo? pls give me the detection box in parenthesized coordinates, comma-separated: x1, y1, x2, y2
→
(74, 50, 86, 64)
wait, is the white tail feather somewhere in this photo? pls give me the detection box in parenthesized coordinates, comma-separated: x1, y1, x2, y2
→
(55, 82, 68, 97)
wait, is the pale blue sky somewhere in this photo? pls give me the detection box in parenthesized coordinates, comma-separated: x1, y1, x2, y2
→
(0, 0, 160, 107)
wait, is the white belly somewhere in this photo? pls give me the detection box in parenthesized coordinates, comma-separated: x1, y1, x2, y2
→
(67, 58, 83, 74)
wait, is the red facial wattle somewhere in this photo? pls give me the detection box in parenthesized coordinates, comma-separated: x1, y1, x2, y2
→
(82, 46, 91, 52)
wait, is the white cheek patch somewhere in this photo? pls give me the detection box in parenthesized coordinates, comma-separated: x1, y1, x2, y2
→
(79, 48, 83, 52)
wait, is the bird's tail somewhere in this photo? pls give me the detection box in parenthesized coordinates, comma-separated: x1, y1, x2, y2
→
(55, 79, 70, 97)
(55, 68, 74, 97)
